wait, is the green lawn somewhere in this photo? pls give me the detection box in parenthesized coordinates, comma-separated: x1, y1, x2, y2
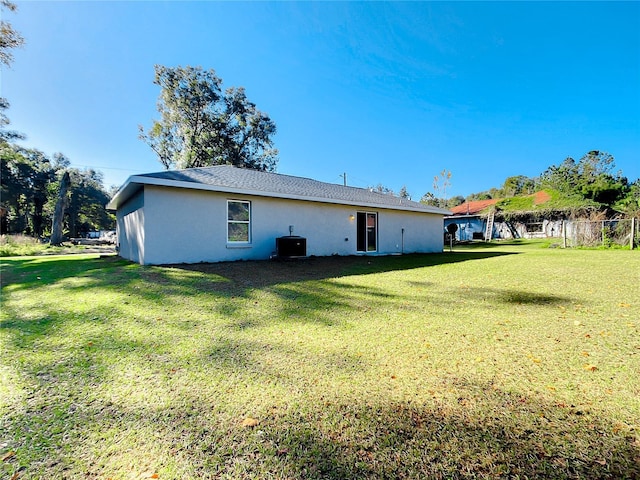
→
(1, 244, 639, 479)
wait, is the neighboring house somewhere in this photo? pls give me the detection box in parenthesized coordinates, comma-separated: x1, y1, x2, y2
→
(106, 165, 451, 265)
(445, 196, 565, 241)
(445, 192, 618, 243)
(444, 199, 499, 241)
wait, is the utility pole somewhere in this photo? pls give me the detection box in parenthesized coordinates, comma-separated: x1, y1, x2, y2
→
(340, 172, 347, 186)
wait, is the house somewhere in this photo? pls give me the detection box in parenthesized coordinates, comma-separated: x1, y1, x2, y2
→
(106, 165, 451, 265)
(445, 191, 619, 243)
(444, 199, 499, 241)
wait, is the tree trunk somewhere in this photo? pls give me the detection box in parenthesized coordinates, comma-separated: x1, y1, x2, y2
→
(50, 171, 70, 245)
(32, 194, 46, 237)
(67, 197, 78, 239)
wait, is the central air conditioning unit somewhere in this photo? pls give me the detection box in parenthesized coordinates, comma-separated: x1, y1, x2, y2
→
(276, 236, 307, 259)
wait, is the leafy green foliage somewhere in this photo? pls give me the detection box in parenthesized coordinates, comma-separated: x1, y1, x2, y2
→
(464, 150, 638, 216)
(501, 175, 537, 197)
(0, 143, 114, 237)
(614, 180, 640, 216)
(0, 1, 25, 148)
(447, 195, 465, 207)
(495, 189, 601, 217)
(1, 144, 55, 235)
(139, 65, 279, 171)
(0, 234, 99, 256)
(0, 98, 24, 143)
(0, 234, 42, 256)
(66, 169, 112, 237)
(0, 0, 24, 67)
(540, 151, 628, 205)
(496, 195, 536, 211)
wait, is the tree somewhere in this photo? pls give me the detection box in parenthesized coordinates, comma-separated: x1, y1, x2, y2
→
(370, 184, 394, 195)
(431, 169, 452, 208)
(0, 144, 54, 235)
(1, 143, 114, 238)
(616, 180, 640, 216)
(420, 192, 438, 206)
(0, 1, 25, 143)
(540, 156, 579, 194)
(447, 195, 465, 207)
(65, 168, 112, 237)
(0, 142, 25, 233)
(139, 65, 278, 171)
(540, 150, 627, 205)
(399, 185, 410, 199)
(578, 150, 615, 181)
(501, 175, 537, 197)
(465, 192, 493, 201)
(0, 98, 24, 142)
(0, 0, 24, 67)
(107, 183, 120, 199)
(575, 151, 626, 204)
(17, 147, 55, 236)
(50, 171, 70, 245)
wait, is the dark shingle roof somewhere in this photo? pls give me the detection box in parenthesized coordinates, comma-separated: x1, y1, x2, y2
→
(109, 165, 449, 215)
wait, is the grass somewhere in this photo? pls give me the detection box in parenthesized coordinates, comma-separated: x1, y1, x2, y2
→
(495, 189, 600, 214)
(1, 244, 639, 479)
(0, 235, 111, 257)
(0, 235, 52, 257)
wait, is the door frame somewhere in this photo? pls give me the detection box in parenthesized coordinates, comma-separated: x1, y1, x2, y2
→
(356, 211, 378, 253)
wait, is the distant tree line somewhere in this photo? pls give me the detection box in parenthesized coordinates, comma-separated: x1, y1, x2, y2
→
(0, 140, 115, 238)
(0, 1, 115, 241)
(421, 151, 640, 215)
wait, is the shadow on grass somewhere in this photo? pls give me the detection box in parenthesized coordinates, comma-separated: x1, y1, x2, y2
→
(0, 249, 564, 347)
(1, 251, 519, 337)
(260, 385, 640, 479)
(3, 252, 638, 478)
(460, 286, 570, 306)
(169, 251, 517, 290)
(1, 250, 516, 293)
(4, 371, 637, 479)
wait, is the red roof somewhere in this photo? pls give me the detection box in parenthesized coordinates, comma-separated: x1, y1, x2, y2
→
(533, 190, 552, 204)
(449, 199, 499, 216)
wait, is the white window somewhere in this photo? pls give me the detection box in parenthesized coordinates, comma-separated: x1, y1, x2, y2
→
(227, 200, 251, 243)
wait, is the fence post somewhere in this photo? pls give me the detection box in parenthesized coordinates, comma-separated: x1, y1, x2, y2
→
(632, 217, 636, 251)
(562, 220, 567, 248)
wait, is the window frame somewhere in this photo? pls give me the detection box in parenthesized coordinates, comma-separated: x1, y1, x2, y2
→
(227, 199, 251, 244)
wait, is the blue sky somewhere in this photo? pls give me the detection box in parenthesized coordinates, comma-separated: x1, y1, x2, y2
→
(3, 1, 639, 199)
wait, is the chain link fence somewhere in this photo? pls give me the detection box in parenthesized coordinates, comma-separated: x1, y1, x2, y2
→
(563, 218, 638, 248)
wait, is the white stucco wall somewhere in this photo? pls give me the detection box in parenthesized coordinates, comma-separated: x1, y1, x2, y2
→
(126, 185, 444, 265)
(115, 189, 145, 264)
(377, 209, 445, 255)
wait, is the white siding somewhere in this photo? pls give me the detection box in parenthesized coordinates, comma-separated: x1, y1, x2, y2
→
(130, 185, 443, 265)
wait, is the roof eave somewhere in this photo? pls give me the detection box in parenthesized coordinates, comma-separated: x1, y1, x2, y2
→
(445, 213, 480, 219)
(108, 176, 451, 215)
(105, 175, 147, 210)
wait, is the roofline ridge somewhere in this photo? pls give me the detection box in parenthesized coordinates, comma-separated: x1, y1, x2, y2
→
(111, 165, 451, 215)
